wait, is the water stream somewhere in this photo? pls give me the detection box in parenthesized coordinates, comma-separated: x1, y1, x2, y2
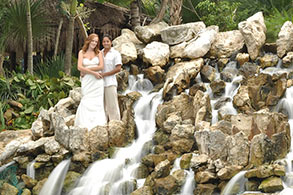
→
(39, 158, 71, 195)
(26, 160, 35, 179)
(67, 75, 163, 195)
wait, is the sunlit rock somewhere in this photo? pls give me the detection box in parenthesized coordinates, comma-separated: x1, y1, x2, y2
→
(238, 12, 266, 60)
(134, 21, 169, 43)
(200, 65, 216, 83)
(154, 175, 179, 195)
(276, 21, 293, 58)
(143, 66, 165, 85)
(258, 176, 284, 193)
(183, 26, 218, 59)
(210, 30, 244, 58)
(236, 53, 250, 66)
(282, 51, 293, 67)
(217, 165, 242, 180)
(226, 132, 249, 166)
(143, 41, 170, 67)
(114, 41, 137, 64)
(259, 54, 279, 69)
(160, 22, 206, 45)
(193, 90, 212, 124)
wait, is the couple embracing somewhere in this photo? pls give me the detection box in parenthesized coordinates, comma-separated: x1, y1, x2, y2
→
(74, 33, 122, 131)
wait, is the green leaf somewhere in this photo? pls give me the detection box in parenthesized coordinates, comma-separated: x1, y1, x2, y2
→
(24, 106, 34, 114)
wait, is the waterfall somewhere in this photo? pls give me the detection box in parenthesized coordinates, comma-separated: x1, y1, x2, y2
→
(222, 171, 247, 195)
(26, 160, 36, 179)
(180, 169, 195, 195)
(68, 75, 163, 195)
(275, 87, 293, 194)
(39, 158, 71, 195)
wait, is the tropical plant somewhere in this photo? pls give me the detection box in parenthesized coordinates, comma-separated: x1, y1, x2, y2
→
(265, 7, 293, 42)
(0, 72, 80, 130)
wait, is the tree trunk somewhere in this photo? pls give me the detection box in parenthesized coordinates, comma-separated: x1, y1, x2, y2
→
(53, 18, 63, 58)
(76, 15, 88, 39)
(170, 0, 183, 25)
(0, 54, 4, 77)
(26, 0, 33, 74)
(151, 0, 169, 24)
(64, 0, 77, 75)
(130, 0, 140, 30)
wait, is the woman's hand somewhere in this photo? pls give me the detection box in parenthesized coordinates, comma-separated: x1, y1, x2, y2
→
(94, 72, 103, 79)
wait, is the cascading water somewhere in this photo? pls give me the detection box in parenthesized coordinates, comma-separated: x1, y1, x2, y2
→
(68, 75, 163, 195)
(26, 160, 36, 179)
(274, 86, 293, 194)
(39, 158, 71, 195)
(222, 171, 247, 195)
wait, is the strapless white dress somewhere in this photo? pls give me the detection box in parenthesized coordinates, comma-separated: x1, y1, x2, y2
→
(74, 57, 107, 130)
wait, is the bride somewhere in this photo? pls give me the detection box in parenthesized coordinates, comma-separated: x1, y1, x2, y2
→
(74, 33, 107, 130)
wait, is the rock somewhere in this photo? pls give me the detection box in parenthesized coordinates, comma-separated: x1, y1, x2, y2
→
(32, 178, 47, 195)
(226, 132, 249, 166)
(282, 51, 293, 67)
(1, 183, 18, 195)
(131, 186, 153, 195)
(195, 170, 216, 184)
(143, 41, 170, 67)
(143, 66, 165, 85)
(239, 62, 260, 79)
(194, 183, 217, 195)
(35, 154, 51, 163)
(210, 30, 245, 58)
(236, 53, 250, 66)
(171, 169, 186, 186)
(190, 154, 209, 169)
(217, 166, 243, 180)
(62, 171, 81, 194)
(180, 153, 193, 169)
(154, 159, 171, 178)
(162, 113, 182, 134)
(108, 120, 127, 147)
(193, 90, 212, 124)
(276, 21, 293, 58)
(21, 188, 31, 195)
(154, 175, 179, 195)
(114, 41, 137, 64)
(259, 54, 279, 69)
(210, 79, 226, 98)
(170, 124, 195, 140)
(21, 174, 37, 189)
(44, 137, 60, 155)
(258, 176, 284, 193)
(194, 130, 227, 161)
(88, 126, 109, 152)
(183, 26, 218, 59)
(200, 65, 217, 83)
(238, 12, 266, 60)
(134, 22, 169, 43)
(160, 22, 206, 45)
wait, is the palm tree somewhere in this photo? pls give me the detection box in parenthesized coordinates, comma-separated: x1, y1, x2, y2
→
(0, 0, 50, 73)
(64, 0, 77, 75)
(26, 0, 33, 74)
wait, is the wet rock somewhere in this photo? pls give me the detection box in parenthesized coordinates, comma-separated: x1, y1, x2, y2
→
(190, 154, 209, 169)
(258, 176, 284, 193)
(194, 183, 217, 195)
(143, 66, 165, 85)
(154, 175, 179, 195)
(180, 153, 193, 169)
(217, 166, 243, 180)
(245, 178, 260, 191)
(193, 90, 212, 124)
(35, 154, 51, 163)
(21, 188, 31, 195)
(171, 138, 194, 154)
(239, 62, 260, 79)
(259, 54, 279, 69)
(210, 79, 226, 98)
(1, 183, 18, 195)
(62, 171, 81, 194)
(171, 169, 186, 186)
(236, 53, 250, 66)
(136, 163, 149, 179)
(195, 170, 216, 184)
(200, 65, 216, 83)
(116, 69, 129, 92)
(154, 159, 171, 178)
(108, 120, 127, 147)
(21, 174, 37, 189)
(162, 114, 182, 134)
(131, 186, 153, 195)
(32, 178, 47, 195)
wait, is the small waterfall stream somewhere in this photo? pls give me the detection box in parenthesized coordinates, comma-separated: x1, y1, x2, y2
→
(39, 158, 71, 195)
(68, 75, 163, 195)
(26, 160, 36, 179)
(222, 171, 247, 195)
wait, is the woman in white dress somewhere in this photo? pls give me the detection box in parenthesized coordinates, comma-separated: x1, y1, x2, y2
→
(74, 33, 107, 130)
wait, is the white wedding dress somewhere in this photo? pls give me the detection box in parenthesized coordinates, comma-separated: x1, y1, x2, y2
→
(75, 57, 107, 130)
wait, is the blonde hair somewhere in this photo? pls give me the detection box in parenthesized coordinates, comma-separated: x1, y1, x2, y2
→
(82, 33, 100, 54)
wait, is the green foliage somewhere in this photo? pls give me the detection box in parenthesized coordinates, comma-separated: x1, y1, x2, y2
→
(34, 54, 65, 78)
(0, 72, 80, 130)
(195, 0, 245, 31)
(1, 0, 50, 47)
(265, 8, 293, 43)
(96, 0, 133, 7)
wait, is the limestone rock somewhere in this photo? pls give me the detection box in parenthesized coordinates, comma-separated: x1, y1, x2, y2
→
(143, 41, 170, 67)
(276, 21, 293, 58)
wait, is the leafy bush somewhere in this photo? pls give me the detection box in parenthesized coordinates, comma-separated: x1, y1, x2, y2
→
(265, 8, 293, 42)
(195, 0, 247, 31)
(0, 72, 80, 131)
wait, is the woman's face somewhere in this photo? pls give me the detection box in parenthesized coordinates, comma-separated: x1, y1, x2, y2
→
(89, 37, 99, 49)
(102, 37, 112, 49)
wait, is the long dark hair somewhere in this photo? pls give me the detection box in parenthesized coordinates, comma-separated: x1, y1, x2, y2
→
(82, 33, 100, 55)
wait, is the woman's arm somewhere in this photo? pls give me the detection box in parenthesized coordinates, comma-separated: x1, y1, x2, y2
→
(77, 50, 102, 78)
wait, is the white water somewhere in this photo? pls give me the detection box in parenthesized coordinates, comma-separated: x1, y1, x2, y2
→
(0, 161, 15, 173)
(39, 158, 71, 195)
(68, 75, 163, 195)
(274, 87, 293, 194)
(222, 171, 247, 195)
(26, 160, 35, 179)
